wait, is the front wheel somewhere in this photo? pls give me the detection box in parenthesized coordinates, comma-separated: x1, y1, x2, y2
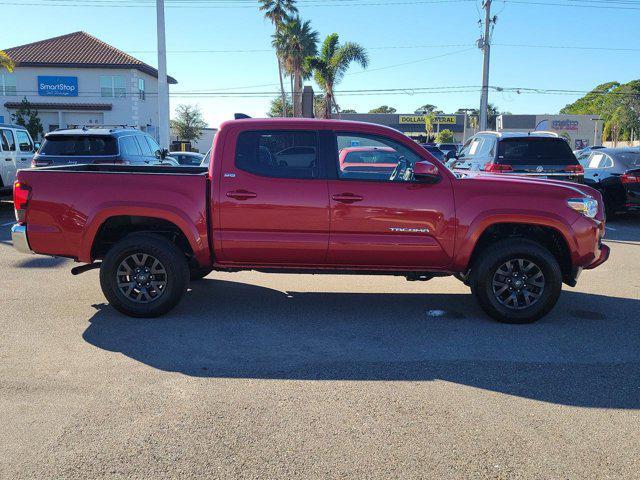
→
(99, 234, 189, 318)
(470, 239, 562, 324)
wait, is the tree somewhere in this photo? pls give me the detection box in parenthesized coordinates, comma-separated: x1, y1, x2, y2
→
(455, 104, 501, 130)
(306, 33, 369, 119)
(561, 80, 640, 141)
(170, 104, 207, 141)
(267, 95, 293, 117)
(435, 129, 455, 143)
(415, 104, 442, 114)
(11, 98, 43, 140)
(272, 16, 318, 117)
(259, 0, 298, 118)
(0, 51, 14, 72)
(368, 105, 396, 114)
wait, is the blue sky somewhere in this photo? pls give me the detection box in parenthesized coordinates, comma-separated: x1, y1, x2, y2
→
(1, 0, 638, 127)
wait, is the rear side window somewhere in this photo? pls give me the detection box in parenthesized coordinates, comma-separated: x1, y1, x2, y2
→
(16, 130, 34, 152)
(612, 151, 640, 168)
(236, 130, 320, 179)
(40, 135, 117, 156)
(497, 138, 577, 166)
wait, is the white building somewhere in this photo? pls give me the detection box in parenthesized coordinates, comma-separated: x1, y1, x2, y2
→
(497, 114, 603, 150)
(0, 31, 177, 141)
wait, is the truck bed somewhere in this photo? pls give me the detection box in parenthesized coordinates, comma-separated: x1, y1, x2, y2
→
(16, 164, 211, 265)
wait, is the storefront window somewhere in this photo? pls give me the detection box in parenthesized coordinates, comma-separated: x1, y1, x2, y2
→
(100, 75, 126, 98)
(0, 74, 17, 96)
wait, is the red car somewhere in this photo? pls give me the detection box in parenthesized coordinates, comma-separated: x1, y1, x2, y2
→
(339, 146, 401, 178)
(11, 118, 609, 323)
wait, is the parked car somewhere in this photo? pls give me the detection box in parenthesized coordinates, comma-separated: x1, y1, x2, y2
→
(32, 126, 174, 167)
(449, 132, 584, 183)
(0, 123, 37, 193)
(339, 146, 402, 178)
(170, 151, 206, 166)
(580, 148, 640, 215)
(11, 118, 608, 324)
(420, 144, 446, 162)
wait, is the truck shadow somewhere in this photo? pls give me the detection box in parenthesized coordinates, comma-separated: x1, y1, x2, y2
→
(82, 278, 640, 409)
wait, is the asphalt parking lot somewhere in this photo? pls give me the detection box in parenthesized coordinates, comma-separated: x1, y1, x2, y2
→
(1, 198, 638, 479)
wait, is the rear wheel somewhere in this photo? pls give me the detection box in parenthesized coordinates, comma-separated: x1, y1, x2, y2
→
(471, 239, 562, 324)
(99, 234, 189, 318)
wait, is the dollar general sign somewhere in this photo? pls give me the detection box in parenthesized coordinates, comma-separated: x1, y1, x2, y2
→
(399, 115, 457, 124)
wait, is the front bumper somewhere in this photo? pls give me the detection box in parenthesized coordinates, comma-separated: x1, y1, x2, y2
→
(584, 243, 610, 270)
(11, 224, 34, 254)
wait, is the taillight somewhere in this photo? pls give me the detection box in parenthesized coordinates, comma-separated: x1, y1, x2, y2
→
(565, 164, 584, 174)
(621, 173, 640, 183)
(485, 163, 513, 172)
(13, 180, 31, 223)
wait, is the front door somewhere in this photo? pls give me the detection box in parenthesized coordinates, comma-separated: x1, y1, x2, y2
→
(327, 132, 456, 268)
(0, 129, 17, 188)
(218, 129, 330, 265)
(15, 130, 35, 172)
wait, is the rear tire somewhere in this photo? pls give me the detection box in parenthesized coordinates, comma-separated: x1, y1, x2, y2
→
(470, 239, 562, 324)
(99, 234, 189, 318)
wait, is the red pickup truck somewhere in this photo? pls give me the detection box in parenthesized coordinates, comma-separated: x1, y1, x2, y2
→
(11, 118, 609, 323)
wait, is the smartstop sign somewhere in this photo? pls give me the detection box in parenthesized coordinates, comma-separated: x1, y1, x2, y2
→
(38, 76, 78, 97)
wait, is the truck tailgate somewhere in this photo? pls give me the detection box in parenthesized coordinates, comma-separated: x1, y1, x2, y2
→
(16, 166, 210, 265)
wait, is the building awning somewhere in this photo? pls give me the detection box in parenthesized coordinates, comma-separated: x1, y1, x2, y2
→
(4, 102, 112, 111)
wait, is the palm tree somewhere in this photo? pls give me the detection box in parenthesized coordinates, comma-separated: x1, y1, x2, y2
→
(0, 51, 14, 72)
(259, 0, 298, 117)
(306, 34, 368, 119)
(272, 16, 318, 117)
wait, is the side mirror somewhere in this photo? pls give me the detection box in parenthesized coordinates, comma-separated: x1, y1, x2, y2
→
(413, 161, 440, 183)
(156, 148, 169, 159)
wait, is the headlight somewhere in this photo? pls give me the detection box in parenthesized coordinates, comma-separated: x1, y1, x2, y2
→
(567, 197, 598, 218)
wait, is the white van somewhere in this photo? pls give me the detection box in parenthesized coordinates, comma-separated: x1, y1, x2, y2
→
(0, 124, 37, 193)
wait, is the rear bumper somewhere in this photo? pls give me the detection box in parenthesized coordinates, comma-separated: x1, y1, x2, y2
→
(11, 224, 34, 254)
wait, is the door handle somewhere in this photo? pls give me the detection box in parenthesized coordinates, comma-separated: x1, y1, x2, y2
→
(332, 193, 363, 204)
(5, 158, 11, 162)
(227, 190, 257, 200)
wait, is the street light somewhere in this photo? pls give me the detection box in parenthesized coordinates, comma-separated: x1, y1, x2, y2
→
(156, 0, 170, 149)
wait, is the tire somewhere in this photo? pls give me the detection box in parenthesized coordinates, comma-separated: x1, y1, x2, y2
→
(99, 233, 189, 318)
(470, 238, 562, 324)
(190, 267, 213, 281)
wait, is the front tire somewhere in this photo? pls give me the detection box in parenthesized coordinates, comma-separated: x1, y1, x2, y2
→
(99, 234, 189, 318)
(471, 239, 562, 324)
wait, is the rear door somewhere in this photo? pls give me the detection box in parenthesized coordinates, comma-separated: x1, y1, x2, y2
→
(327, 132, 455, 268)
(218, 129, 330, 265)
(0, 129, 17, 188)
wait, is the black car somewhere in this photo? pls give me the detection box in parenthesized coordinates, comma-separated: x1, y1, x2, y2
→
(580, 148, 640, 215)
(169, 151, 205, 166)
(449, 132, 584, 183)
(33, 126, 174, 167)
(420, 144, 445, 162)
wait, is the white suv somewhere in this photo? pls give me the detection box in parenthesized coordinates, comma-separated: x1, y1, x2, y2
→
(0, 124, 36, 193)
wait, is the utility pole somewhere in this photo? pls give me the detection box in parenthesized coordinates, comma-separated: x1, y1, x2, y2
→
(479, 0, 494, 131)
(156, 0, 170, 149)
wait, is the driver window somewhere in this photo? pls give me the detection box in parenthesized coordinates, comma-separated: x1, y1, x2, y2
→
(335, 133, 424, 182)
